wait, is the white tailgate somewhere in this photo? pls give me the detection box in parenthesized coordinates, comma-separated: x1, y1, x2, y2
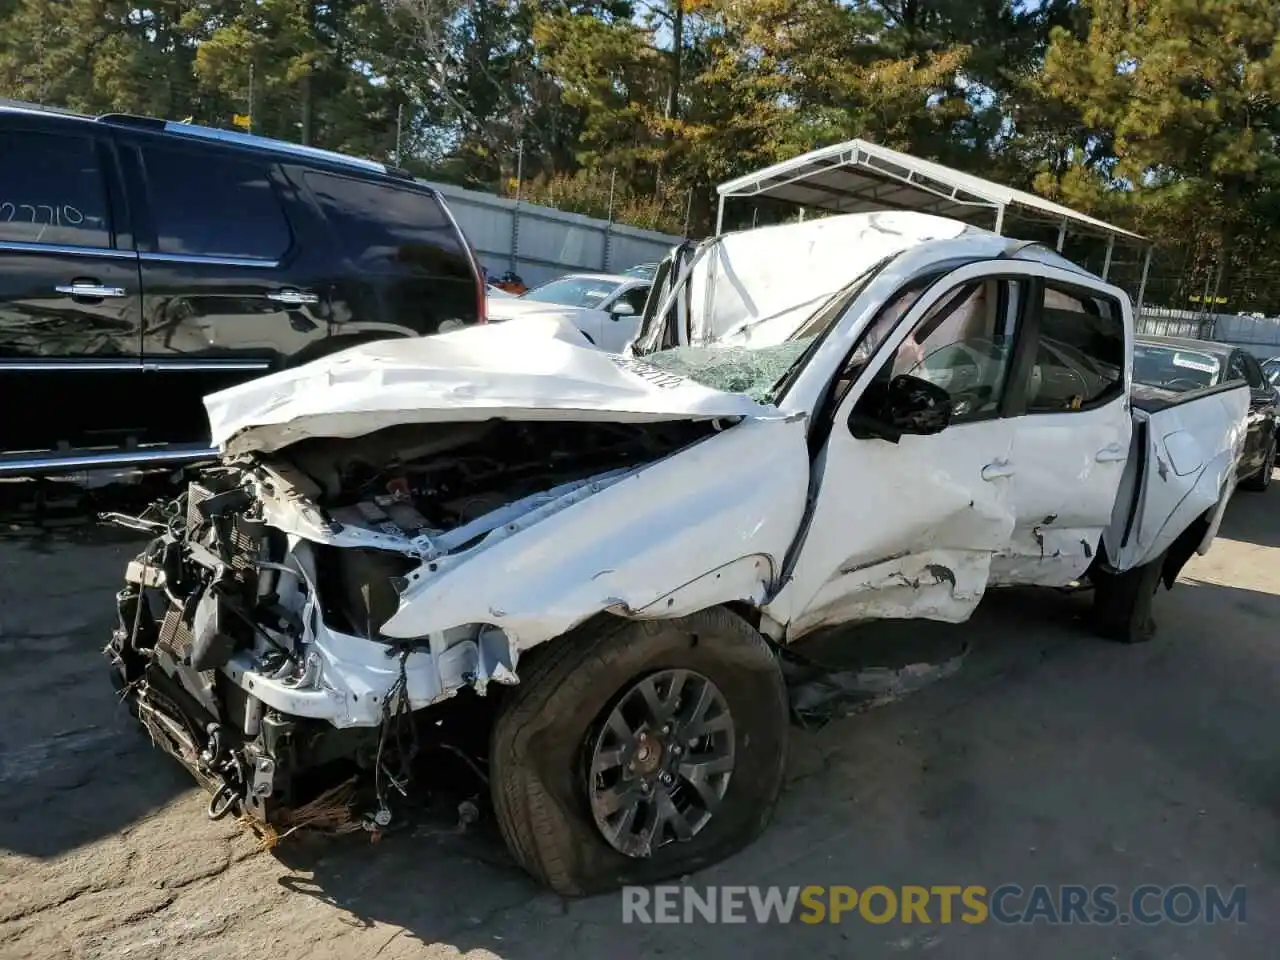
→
(1102, 385, 1249, 571)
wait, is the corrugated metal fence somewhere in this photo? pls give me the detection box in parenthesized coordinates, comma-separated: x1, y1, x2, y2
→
(1137, 306, 1280, 359)
(427, 182, 1280, 354)
(429, 181, 685, 288)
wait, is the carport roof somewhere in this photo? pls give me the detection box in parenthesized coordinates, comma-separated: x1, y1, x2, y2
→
(716, 139, 1146, 244)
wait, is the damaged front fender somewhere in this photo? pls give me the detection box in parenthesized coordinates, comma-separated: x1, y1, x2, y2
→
(379, 415, 810, 648)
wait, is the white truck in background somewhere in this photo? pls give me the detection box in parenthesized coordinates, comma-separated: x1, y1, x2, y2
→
(106, 211, 1247, 899)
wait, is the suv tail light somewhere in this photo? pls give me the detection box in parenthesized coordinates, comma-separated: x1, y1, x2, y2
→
(472, 244, 487, 324)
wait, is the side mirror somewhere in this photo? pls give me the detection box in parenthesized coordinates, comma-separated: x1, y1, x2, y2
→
(849, 374, 953, 443)
(610, 301, 636, 317)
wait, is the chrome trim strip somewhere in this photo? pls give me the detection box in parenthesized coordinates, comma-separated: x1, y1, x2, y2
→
(0, 361, 140, 371)
(138, 252, 281, 269)
(142, 360, 271, 372)
(0, 445, 219, 477)
(0, 241, 135, 260)
(0, 360, 272, 372)
(161, 121, 388, 174)
(265, 290, 320, 305)
(55, 283, 127, 298)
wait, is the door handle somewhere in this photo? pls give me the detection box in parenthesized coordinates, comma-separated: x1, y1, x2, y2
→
(1096, 443, 1127, 463)
(266, 290, 320, 305)
(981, 459, 1015, 481)
(55, 282, 126, 298)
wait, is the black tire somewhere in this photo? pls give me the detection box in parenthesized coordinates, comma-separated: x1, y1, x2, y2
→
(1241, 435, 1276, 492)
(489, 608, 789, 896)
(1090, 551, 1166, 643)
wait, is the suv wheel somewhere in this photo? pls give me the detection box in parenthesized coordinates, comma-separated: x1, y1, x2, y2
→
(1242, 435, 1276, 492)
(489, 608, 789, 896)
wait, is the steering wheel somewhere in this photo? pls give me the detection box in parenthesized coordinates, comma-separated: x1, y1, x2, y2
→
(948, 385, 993, 418)
(1164, 377, 1205, 392)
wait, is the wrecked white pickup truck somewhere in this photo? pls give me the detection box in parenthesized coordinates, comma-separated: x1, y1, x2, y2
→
(106, 211, 1248, 897)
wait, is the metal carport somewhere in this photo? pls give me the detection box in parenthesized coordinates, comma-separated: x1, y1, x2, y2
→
(715, 139, 1154, 312)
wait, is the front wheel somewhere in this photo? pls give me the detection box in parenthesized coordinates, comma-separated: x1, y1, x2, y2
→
(489, 608, 789, 896)
(1241, 435, 1276, 492)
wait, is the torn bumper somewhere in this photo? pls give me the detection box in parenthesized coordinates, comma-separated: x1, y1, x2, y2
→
(102, 469, 526, 828)
(221, 598, 519, 730)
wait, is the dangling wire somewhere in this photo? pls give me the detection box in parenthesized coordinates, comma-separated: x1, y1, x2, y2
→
(373, 646, 416, 812)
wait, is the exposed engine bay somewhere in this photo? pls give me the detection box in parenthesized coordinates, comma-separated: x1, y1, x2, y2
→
(104, 418, 717, 833)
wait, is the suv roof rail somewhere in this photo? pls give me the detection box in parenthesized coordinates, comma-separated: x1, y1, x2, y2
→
(0, 98, 89, 118)
(154, 119, 390, 175)
(7, 100, 401, 179)
(97, 112, 166, 130)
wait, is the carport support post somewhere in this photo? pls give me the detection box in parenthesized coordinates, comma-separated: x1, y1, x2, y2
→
(509, 139, 524, 274)
(1135, 246, 1153, 318)
(1208, 259, 1225, 314)
(1056, 219, 1067, 252)
(993, 204, 1005, 236)
(715, 194, 725, 234)
(1101, 235, 1115, 281)
(601, 169, 616, 272)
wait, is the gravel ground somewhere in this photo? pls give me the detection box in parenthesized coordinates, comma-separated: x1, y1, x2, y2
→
(2, 478, 1280, 959)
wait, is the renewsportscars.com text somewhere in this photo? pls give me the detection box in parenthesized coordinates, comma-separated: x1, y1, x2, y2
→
(621, 884, 1247, 926)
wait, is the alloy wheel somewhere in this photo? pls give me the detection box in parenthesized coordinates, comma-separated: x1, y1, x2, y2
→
(585, 668, 735, 858)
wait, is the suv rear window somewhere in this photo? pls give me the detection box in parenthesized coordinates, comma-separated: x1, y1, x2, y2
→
(0, 131, 111, 248)
(141, 145, 292, 260)
(304, 171, 470, 277)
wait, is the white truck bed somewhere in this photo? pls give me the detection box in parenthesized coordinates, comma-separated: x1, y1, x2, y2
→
(1105, 381, 1249, 574)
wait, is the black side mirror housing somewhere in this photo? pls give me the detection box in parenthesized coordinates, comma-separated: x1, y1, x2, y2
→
(849, 374, 954, 443)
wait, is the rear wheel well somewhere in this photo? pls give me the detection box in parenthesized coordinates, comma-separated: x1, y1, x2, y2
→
(1161, 510, 1212, 589)
(1086, 505, 1212, 593)
(723, 601, 762, 631)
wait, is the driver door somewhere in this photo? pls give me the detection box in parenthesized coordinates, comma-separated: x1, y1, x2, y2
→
(766, 265, 1030, 640)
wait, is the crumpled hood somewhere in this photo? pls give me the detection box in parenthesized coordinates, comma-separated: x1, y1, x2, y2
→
(204, 314, 772, 456)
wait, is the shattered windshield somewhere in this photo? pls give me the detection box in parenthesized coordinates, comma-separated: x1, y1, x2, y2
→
(644, 341, 815, 402)
(641, 261, 887, 403)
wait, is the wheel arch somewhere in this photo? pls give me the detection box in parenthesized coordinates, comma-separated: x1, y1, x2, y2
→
(1163, 507, 1215, 589)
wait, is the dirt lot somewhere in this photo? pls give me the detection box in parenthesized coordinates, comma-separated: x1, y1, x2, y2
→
(3, 479, 1280, 960)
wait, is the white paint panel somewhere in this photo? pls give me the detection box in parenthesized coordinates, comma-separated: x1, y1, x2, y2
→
(1163, 430, 1204, 476)
(765, 418, 1018, 639)
(380, 416, 810, 644)
(996, 399, 1132, 585)
(1102, 386, 1249, 570)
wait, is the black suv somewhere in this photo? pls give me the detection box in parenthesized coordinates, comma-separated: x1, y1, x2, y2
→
(0, 100, 485, 476)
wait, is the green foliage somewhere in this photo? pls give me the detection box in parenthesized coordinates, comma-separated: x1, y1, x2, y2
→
(0, 0, 1277, 271)
(516, 169, 687, 232)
